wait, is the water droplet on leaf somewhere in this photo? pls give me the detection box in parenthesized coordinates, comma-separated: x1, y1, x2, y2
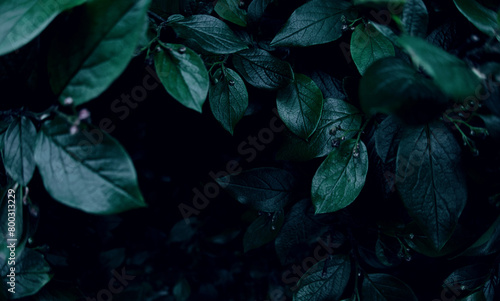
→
(229, 80, 235, 86)
(178, 47, 186, 54)
(342, 25, 349, 32)
(409, 233, 415, 239)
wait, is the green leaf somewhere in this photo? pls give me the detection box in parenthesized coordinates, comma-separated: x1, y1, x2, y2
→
(459, 290, 487, 301)
(248, 0, 273, 21)
(232, 48, 294, 90)
(293, 255, 351, 301)
(398, 35, 481, 100)
(270, 0, 354, 47)
(444, 264, 491, 295)
(209, 67, 248, 134)
(243, 210, 284, 252)
(277, 98, 362, 161)
(34, 116, 146, 214)
(401, 0, 429, 37)
(311, 139, 368, 214)
(354, 0, 406, 4)
(2, 116, 37, 186)
(216, 167, 295, 212)
(277, 74, 323, 140)
(0, 0, 87, 56)
(155, 43, 209, 113)
(173, 278, 191, 301)
(362, 273, 418, 301)
(454, 0, 498, 37)
(309, 71, 345, 100)
(169, 14, 248, 54)
(2, 248, 52, 299)
(359, 57, 445, 116)
(275, 199, 335, 265)
(351, 23, 395, 75)
(48, 0, 151, 106)
(374, 115, 401, 162)
(396, 122, 467, 250)
(404, 222, 470, 257)
(460, 216, 500, 256)
(215, 0, 248, 27)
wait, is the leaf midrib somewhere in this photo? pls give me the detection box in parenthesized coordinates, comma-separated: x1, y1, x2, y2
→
(44, 129, 142, 206)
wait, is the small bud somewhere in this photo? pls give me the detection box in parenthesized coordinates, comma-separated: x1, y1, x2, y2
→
(70, 125, 79, 135)
(78, 108, 90, 120)
(408, 233, 415, 239)
(63, 97, 73, 106)
(156, 46, 162, 52)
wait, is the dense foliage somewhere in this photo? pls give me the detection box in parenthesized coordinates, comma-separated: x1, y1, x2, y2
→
(0, 0, 500, 300)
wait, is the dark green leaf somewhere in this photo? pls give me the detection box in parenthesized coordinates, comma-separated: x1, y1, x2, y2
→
(275, 200, 334, 265)
(270, 0, 354, 47)
(311, 139, 368, 214)
(34, 116, 146, 214)
(375, 235, 402, 267)
(248, 0, 273, 21)
(459, 290, 487, 301)
(404, 222, 470, 257)
(374, 116, 401, 162)
(3, 116, 37, 186)
(359, 57, 445, 116)
(444, 264, 491, 295)
(2, 248, 52, 299)
(460, 216, 500, 256)
(401, 0, 429, 37)
(0, 0, 87, 56)
(309, 71, 345, 100)
(351, 23, 395, 75)
(354, 0, 406, 4)
(169, 15, 248, 54)
(454, 0, 498, 37)
(369, 22, 399, 45)
(209, 67, 248, 134)
(232, 48, 294, 90)
(277, 98, 362, 161)
(293, 255, 351, 301)
(216, 167, 295, 212)
(244, 211, 284, 252)
(48, 0, 151, 106)
(277, 73, 323, 139)
(398, 35, 481, 99)
(173, 278, 191, 301)
(396, 121, 467, 250)
(155, 43, 209, 113)
(215, 0, 248, 27)
(362, 273, 418, 301)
